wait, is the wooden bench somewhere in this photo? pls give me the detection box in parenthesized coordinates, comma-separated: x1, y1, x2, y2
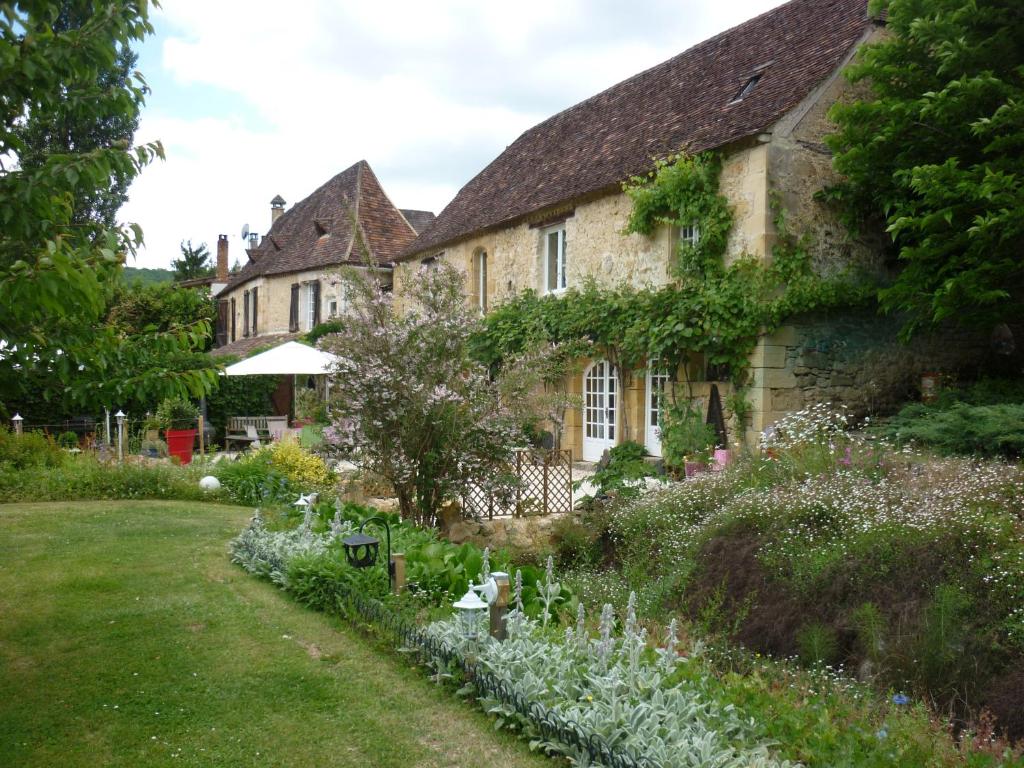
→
(225, 416, 289, 451)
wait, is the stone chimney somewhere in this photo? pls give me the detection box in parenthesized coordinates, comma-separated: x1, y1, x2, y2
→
(270, 195, 286, 226)
(216, 234, 228, 280)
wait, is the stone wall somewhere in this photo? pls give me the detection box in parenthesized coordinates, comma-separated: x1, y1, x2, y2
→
(747, 311, 1006, 435)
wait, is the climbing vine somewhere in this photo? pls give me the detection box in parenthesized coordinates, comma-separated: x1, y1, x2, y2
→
(471, 152, 875, 421)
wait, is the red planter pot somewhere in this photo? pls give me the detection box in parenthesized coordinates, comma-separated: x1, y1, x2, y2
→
(165, 429, 196, 465)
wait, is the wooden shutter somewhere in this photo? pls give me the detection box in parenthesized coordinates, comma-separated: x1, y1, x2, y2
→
(289, 283, 299, 332)
(216, 300, 229, 347)
(312, 281, 321, 326)
(242, 290, 250, 337)
(230, 298, 236, 342)
(251, 287, 258, 336)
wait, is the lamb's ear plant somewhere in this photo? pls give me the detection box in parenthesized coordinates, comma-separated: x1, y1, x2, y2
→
(422, 559, 794, 768)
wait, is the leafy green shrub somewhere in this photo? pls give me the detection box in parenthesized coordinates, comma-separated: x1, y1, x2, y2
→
(579, 440, 658, 500)
(56, 431, 79, 449)
(256, 440, 333, 487)
(550, 514, 603, 569)
(0, 428, 64, 469)
(0, 456, 216, 502)
(215, 457, 296, 507)
(882, 402, 1024, 457)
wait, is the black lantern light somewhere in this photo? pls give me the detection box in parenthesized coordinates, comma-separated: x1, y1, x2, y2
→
(342, 516, 393, 590)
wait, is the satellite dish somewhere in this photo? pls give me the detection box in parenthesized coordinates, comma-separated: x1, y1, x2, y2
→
(241, 223, 250, 241)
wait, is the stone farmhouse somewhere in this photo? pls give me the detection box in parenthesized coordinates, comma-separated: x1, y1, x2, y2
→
(212, 160, 434, 359)
(395, 0, 989, 461)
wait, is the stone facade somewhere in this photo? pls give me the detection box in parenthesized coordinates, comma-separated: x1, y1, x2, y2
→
(395, 25, 990, 458)
(219, 266, 383, 343)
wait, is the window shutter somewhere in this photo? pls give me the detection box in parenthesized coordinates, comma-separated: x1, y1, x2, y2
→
(216, 300, 229, 347)
(312, 280, 321, 326)
(230, 298, 236, 342)
(243, 290, 250, 337)
(251, 287, 258, 336)
(289, 283, 299, 332)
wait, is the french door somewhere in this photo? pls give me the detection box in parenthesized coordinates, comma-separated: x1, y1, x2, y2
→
(582, 361, 618, 461)
(645, 368, 671, 457)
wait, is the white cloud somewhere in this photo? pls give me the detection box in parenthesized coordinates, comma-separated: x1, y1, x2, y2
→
(121, 0, 786, 269)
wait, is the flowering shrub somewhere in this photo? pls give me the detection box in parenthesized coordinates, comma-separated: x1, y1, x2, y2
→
(321, 263, 527, 526)
(565, 404, 1024, 738)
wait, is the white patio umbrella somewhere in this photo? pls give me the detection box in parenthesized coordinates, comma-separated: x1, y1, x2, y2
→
(222, 341, 340, 416)
(222, 341, 338, 376)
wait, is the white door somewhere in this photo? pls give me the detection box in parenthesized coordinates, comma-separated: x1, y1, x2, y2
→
(582, 361, 618, 461)
(645, 368, 670, 457)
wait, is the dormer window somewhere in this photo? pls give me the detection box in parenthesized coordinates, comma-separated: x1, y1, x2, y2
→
(730, 74, 761, 104)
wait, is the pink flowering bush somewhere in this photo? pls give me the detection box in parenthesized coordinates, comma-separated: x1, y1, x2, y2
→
(320, 263, 525, 526)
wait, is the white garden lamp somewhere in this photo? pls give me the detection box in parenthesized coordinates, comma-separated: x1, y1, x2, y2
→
(453, 583, 489, 642)
(11, 413, 23, 435)
(115, 410, 125, 462)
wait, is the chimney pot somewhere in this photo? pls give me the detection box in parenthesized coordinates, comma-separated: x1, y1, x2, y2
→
(270, 195, 286, 225)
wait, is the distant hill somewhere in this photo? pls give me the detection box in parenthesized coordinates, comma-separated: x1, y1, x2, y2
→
(122, 266, 175, 286)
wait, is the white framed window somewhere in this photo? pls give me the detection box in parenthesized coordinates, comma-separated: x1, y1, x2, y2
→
(544, 224, 567, 294)
(679, 223, 700, 247)
(476, 249, 488, 311)
(328, 299, 338, 318)
(306, 283, 316, 330)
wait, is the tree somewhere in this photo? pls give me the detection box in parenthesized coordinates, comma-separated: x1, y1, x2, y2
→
(12, 1, 140, 229)
(172, 240, 214, 281)
(0, 2, 219, 418)
(321, 264, 526, 526)
(827, 0, 1024, 338)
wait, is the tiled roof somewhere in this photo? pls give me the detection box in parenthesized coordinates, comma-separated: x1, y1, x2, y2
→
(402, 0, 872, 259)
(210, 332, 302, 359)
(400, 209, 437, 235)
(225, 160, 419, 291)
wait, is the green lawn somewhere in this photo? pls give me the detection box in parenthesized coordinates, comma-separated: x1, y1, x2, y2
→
(0, 501, 551, 768)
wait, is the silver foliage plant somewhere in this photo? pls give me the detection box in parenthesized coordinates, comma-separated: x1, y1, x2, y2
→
(229, 510, 354, 588)
(424, 585, 792, 768)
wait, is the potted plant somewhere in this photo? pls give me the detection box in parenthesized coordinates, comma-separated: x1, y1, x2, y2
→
(156, 397, 200, 465)
(660, 400, 717, 479)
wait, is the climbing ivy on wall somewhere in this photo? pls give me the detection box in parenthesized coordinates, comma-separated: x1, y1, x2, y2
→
(471, 152, 874, 391)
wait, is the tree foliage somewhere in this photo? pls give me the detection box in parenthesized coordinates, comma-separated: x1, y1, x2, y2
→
(12, 1, 140, 229)
(826, 0, 1024, 337)
(172, 239, 214, 281)
(321, 264, 527, 527)
(0, 2, 219, 418)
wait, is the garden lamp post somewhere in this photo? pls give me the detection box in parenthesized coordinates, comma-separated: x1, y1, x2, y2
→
(453, 584, 489, 642)
(11, 413, 23, 436)
(115, 410, 125, 462)
(342, 516, 394, 593)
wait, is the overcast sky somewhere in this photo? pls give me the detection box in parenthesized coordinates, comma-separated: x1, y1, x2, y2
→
(121, 0, 788, 269)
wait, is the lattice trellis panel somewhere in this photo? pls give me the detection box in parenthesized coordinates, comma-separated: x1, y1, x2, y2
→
(462, 449, 573, 518)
